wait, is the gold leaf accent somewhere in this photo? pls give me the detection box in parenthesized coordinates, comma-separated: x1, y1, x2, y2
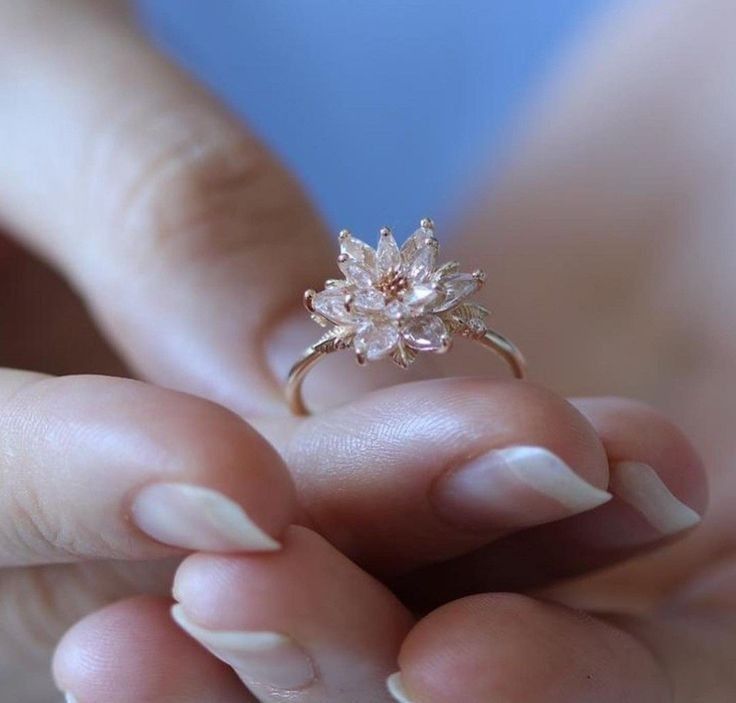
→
(391, 340, 418, 369)
(433, 261, 461, 279)
(311, 326, 354, 353)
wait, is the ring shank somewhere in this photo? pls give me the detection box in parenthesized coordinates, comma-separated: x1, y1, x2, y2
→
(286, 328, 526, 416)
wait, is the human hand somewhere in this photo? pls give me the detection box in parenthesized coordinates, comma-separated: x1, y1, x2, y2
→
(0, 1, 722, 702)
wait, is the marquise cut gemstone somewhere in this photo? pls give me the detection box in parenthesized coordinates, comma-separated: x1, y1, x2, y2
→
(355, 321, 400, 360)
(313, 289, 352, 323)
(376, 230, 402, 275)
(402, 283, 440, 308)
(340, 234, 376, 269)
(407, 243, 437, 282)
(385, 300, 411, 320)
(433, 273, 479, 312)
(402, 315, 448, 351)
(339, 260, 375, 289)
(352, 288, 386, 312)
(401, 227, 436, 262)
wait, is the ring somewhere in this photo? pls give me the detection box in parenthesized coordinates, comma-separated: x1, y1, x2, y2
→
(286, 218, 526, 415)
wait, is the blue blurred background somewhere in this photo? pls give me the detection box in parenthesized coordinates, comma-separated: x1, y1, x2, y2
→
(137, 1, 614, 237)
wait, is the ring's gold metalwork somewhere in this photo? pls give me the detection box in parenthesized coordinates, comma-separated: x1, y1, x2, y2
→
(286, 324, 526, 416)
(285, 219, 527, 416)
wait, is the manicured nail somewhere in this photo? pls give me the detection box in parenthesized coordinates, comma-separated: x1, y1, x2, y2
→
(64, 694, 77, 703)
(171, 605, 315, 691)
(131, 483, 280, 552)
(387, 672, 415, 702)
(433, 445, 612, 530)
(610, 462, 701, 535)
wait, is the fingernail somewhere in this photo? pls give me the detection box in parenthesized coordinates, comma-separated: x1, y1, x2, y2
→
(64, 694, 77, 703)
(387, 672, 415, 702)
(131, 483, 280, 552)
(171, 605, 315, 691)
(433, 445, 612, 530)
(610, 461, 701, 535)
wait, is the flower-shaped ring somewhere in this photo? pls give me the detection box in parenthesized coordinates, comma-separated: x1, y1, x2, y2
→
(286, 219, 526, 415)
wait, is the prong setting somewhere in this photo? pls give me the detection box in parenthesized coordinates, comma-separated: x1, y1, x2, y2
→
(303, 289, 317, 313)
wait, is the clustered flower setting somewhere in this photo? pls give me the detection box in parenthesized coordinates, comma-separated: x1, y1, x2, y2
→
(304, 219, 490, 368)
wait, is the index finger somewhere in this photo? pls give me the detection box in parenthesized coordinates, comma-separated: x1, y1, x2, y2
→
(0, 0, 332, 414)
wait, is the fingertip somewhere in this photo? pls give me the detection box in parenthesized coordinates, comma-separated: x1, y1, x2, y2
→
(53, 596, 243, 703)
(396, 594, 670, 703)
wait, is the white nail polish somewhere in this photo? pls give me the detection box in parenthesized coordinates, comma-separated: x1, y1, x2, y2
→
(64, 694, 77, 703)
(434, 445, 612, 529)
(387, 672, 415, 703)
(171, 605, 315, 691)
(610, 462, 701, 535)
(131, 483, 280, 552)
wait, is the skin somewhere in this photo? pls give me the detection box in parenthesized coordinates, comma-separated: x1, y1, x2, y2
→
(0, 0, 732, 701)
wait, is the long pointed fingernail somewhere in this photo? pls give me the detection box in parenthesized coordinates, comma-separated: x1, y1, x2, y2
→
(171, 605, 315, 691)
(610, 461, 701, 535)
(432, 445, 612, 530)
(131, 483, 280, 552)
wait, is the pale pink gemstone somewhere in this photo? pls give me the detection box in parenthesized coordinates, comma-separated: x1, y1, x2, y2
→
(432, 273, 479, 312)
(402, 315, 448, 351)
(355, 321, 400, 360)
(312, 288, 353, 324)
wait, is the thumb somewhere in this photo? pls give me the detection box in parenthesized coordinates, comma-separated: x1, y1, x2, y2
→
(0, 0, 335, 414)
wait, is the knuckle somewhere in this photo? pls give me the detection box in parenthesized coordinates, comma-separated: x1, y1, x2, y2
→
(3, 477, 93, 562)
(93, 103, 314, 268)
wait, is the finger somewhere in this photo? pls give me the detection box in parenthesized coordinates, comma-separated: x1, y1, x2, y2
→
(264, 378, 613, 575)
(0, 0, 335, 413)
(397, 397, 707, 608)
(173, 526, 414, 703)
(0, 369, 296, 566)
(386, 594, 671, 703)
(53, 595, 250, 703)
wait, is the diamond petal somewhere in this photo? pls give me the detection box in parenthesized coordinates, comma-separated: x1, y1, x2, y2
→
(312, 288, 354, 324)
(376, 230, 402, 275)
(402, 283, 440, 309)
(352, 288, 385, 312)
(340, 233, 376, 269)
(401, 226, 437, 264)
(432, 273, 480, 312)
(402, 315, 448, 351)
(354, 321, 400, 360)
(385, 299, 411, 320)
(338, 259, 375, 288)
(407, 244, 437, 283)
